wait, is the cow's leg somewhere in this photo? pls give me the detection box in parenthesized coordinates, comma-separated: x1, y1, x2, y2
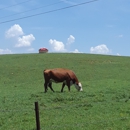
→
(66, 80, 70, 92)
(44, 82, 48, 93)
(61, 83, 65, 92)
(48, 82, 55, 92)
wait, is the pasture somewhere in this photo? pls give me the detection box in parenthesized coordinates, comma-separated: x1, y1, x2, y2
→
(0, 53, 130, 130)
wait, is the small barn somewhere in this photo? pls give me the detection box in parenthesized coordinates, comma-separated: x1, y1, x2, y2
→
(39, 48, 48, 53)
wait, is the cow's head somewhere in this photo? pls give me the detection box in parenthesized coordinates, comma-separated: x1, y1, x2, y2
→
(75, 82, 83, 91)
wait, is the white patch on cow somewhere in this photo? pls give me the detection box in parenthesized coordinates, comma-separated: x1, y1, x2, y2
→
(50, 79, 54, 82)
(63, 80, 73, 86)
(50, 79, 58, 83)
(47, 79, 57, 86)
(78, 82, 83, 91)
(74, 82, 83, 91)
(70, 80, 73, 86)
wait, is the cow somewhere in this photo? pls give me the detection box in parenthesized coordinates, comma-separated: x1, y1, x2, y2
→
(43, 68, 83, 93)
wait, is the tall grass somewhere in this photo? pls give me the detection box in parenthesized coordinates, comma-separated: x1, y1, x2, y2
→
(0, 53, 130, 130)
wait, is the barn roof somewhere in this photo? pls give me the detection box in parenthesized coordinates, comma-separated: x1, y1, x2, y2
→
(39, 48, 48, 51)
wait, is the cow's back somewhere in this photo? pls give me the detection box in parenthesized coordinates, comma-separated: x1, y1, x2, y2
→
(43, 68, 78, 83)
(65, 69, 79, 83)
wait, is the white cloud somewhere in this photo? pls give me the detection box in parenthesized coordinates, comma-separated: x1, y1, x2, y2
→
(49, 35, 77, 52)
(0, 49, 12, 54)
(90, 44, 111, 54)
(5, 24, 35, 48)
(67, 35, 75, 45)
(5, 24, 24, 38)
(72, 49, 81, 53)
(117, 53, 120, 56)
(15, 34, 35, 47)
(49, 39, 66, 52)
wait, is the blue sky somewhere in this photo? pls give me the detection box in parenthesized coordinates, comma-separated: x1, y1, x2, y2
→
(0, 0, 130, 56)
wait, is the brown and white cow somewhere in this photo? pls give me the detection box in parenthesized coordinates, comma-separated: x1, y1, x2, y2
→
(43, 68, 83, 93)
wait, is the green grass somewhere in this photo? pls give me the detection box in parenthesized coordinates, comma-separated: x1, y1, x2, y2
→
(0, 53, 130, 130)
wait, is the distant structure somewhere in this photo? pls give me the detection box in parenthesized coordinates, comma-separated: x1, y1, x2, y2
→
(39, 48, 48, 53)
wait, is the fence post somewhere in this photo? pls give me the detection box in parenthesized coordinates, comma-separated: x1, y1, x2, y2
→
(35, 102, 40, 130)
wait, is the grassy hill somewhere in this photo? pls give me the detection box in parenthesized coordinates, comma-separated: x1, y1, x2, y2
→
(0, 53, 130, 130)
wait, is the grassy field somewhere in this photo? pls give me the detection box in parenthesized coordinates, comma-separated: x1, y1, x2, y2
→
(0, 53, 130, 130)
